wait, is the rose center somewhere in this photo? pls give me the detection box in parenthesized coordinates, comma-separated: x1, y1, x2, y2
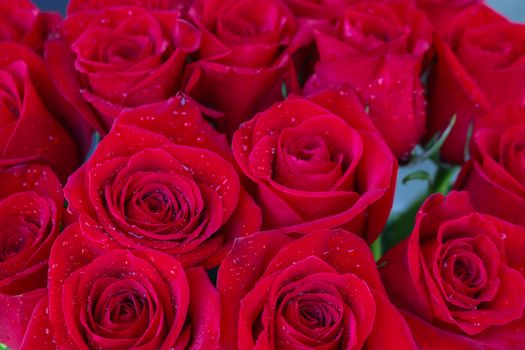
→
(0, 223, 36, 262)
(141, 192, 168, 213)
(109, 293, 143, 324)
(452, 255, 481, 287)
(287, 135, 330, 162)
(298, 300, 335, 327)
(109, 41, 142, 61)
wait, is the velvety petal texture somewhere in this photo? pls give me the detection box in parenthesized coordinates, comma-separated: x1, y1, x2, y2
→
(67, 0, 194, 14)
(0, 163, 63, 350)
(218, 229, 417, 349)
(232, 88, 397, 243)
(456, 104, 525, 227)
(0, 43, 90, 180)
(47, 3, 200, 132)
(184, 0, 297, 137)
(416, 0, 483, 34)
(380, 191, 525, 349)
(0, 0, 61, 52)
(426, 4, 525, 163)
(304, 0, 433, 159)
(65, 95, 261, 268)
(22, 223, 221, 349)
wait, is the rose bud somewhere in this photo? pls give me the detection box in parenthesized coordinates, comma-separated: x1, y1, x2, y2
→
(304, 0, 433, 159)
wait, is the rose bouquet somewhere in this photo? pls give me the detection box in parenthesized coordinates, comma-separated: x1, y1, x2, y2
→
(0, 0, 524, 349)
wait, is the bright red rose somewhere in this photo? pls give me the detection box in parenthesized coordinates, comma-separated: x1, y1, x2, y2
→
(65, 94, 261, 268)
(46, 4, 199, 132)
(416, 0, 483, 34)
(21, 224, 220, 350)
(0, 163, 63, 350)
(427, 4, 525, 164)
(184, 0, 297, 137)
(304, 0, 432, 159)
(232, 88, 396, 243)
(0, 43, 90, 181)
(67, 0, 194, 13)
(380, 192, 525, 349)
(456, 104, 525, 227)
(218, 229, 417, 349)
(0, 0, 60, 53)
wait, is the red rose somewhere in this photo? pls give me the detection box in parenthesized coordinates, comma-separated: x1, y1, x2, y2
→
(0, 43, 88, 181)
(46, 4, 199, 132)
(426, 4, 525, 163)
(455, 104, 525, 227)
(67, 0, 194, 13)
(184, 0, 297, 137)
(21, 224, 220, 349)
(0, 163, 63, 350)
(65, 94, 261, 268)
(232, 88, 396, 243)
(284, 0, 352, 20)
(380, 192, 525, 349)
(416, 0, 483, 34)
(0, 0, 60, 53)
(218, 229, 417, 349)
(304, 0, 432, 159)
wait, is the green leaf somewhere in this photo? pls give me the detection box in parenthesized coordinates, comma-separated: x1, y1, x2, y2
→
(0, 344, 11, 350)
(412, 115, 456, 164)
(402, 170, 432, 187)
(371, 237, 382, 261)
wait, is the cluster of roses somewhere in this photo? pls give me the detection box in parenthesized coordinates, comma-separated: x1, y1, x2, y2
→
(0, 0, 524, 349)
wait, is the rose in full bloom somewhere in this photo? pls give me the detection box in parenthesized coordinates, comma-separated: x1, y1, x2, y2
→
(67, 0, 194, 13)
(46, 4, 200, 132)
(426, 4, 525, 163)
(232, 88, 396, 243)
(455, 104, 525, 227)
(65, 94, 261, 268)
(184, 0, 297, 137)
(380, 191, 525, 349)
(218, 229, 417, 349)
(21, 223, 220, 349)
(304, 0, 433, 159)
(0, 163, 63, 350)
(416, 0, 483, 34)
(0, 43, 90, 181)
(0, 0, 60, 52)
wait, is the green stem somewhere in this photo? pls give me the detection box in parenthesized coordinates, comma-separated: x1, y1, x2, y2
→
(381, 162, 459, 254)
(432, 165, 459, 195)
